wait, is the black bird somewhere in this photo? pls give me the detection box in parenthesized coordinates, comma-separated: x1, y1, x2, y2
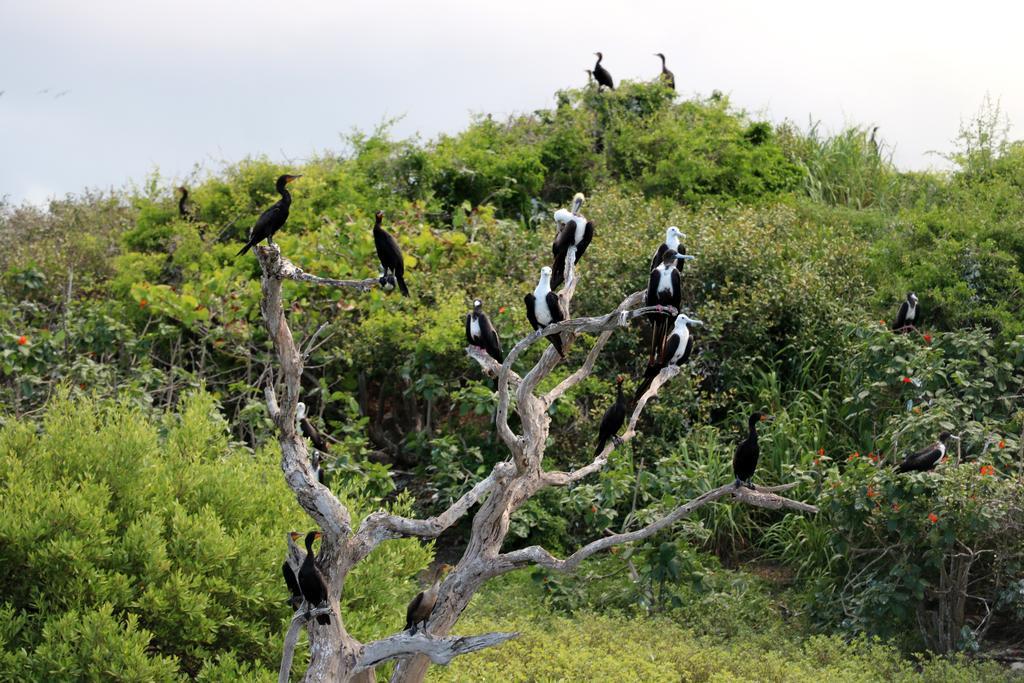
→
(635, 313, 702, 401)
(466, 299, 503, 363)
(645, 248, 687, 362)
(593, 52, 614, 90)
(892, 292, 920, 333)
(733, 412, 772, 489)
(649, 226, 694, 272)
(236, 174, 302, 256)
(282, 531, 303, 610)
(595, 376, 628, 456)
(655, 53, 675, 90)
(550, 193, 594, 288)
(296, 402, 328, 485)
(177, 186, 194, 221)
(895, 431, 956, 473)
(298, 531, 331, 625)
(524, 266, 566, 356)
(372, 211, 409, 296)
(405, 564, 453, 633)
(869, 126, 879, 157)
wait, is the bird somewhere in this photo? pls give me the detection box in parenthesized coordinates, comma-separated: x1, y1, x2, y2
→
(733, 412, 772, 489)
(593, 52, 614, 90)
(550, 193, 594, 288)
(177, 186, 194, 222)
(296, 402, 328, 485)
(645, 248, 687, 362)
(235, 174, 302, 256)
(372, 211, 409, 296)
(869, 126, 879, 157)
(282, 531, 304, 610)
(524, 266, 566, 357)
(405, 564, 453, 634)
(466, 299, 503, 363)
(54, 90, 70, 99)
(649, 226, 694, 272)
(634, 313, 702, 401)
(654, 53, 675, 90)
(298, 531, 331, 625)
(892, 292, 920, 333)
(594, 376, 628, 456)
(585, 69, 594, 85)
(895, 431, 956, 473)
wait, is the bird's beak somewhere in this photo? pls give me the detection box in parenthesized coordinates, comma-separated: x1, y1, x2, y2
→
(675, 254, 696, 261)
(760, 414, 774, 422)
(313, 531, 323, 539)
(690, 318, 704, 326)
(289, 531, 301, 541)
(286, 175, 303, 184)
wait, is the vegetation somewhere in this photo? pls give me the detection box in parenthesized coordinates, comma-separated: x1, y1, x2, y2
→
(1, 81, 1022, 678)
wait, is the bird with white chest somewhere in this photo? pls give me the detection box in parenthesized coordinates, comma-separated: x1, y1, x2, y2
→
(650, 226, 695, 271)
(550, 193, 594, 288)
(524, 266, 566, 356)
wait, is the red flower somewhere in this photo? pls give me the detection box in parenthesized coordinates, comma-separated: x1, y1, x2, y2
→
(139, 298, 148, 308)
(868, 453, 880, 463)
(901, 376, 912, 384)
(928, 513, 938, 524)
(498, 306, 506, 314)
(17, 335, 28, 346)
(979, 465, 995, 476)
(817, 448, 825, 456)
(879, 320, 886, 326)
(867, 486, 877, 498)
(923, 334, 932, 344)
(590, 505, 598, 513)
(998, 440, 1006, 450)
(848, 452, 860, 461)
(813, 458, 821, 466)
(891, 503, 900, 512)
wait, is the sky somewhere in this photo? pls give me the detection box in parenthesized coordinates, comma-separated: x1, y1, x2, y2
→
(2, 0, 1023, 206)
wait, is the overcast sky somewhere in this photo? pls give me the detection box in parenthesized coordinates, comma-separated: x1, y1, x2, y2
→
(2, 0, 1022, 205)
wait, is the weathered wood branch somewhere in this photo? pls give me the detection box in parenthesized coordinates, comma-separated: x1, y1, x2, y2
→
(258, 244, 380, 291)
(490, 482, 817, 574)
(354, 631, 520, 673)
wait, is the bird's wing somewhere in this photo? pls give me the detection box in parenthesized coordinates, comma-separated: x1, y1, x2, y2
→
(547, 292, 565, 323)
(893, 301, 908, 329)
(662, 334, 680, 365)
(524, 294, 540, 330)
(552, 222, 572, 256)
(406, 591, 425, 625)
(252, 201, 284, 235)
(283, 562, 301, 597)
(670, 269, 681, 309)
(646, 270, 659, 307)
(575, 221, 594, 261)
(650, 244, 667, 271)
(481, 314, 503, 361)
(465, 313, 473, 345)
(680, 336, 694, 364)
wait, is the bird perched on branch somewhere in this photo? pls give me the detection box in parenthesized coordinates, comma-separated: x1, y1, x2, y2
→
(649, 226, 694, 272)
(282, 531, 304, 610)
(595, 375, 628, 456)
(372, 211, 409, 296)
(635, 313, 702, 401)
(235, 174, 302, 256)
(592, 52, 614, 90)
(466, 299, 503, 363)
(405, 564, 453, 633)
(892, 292, 920, 333)
(525, 266, 566, 356)
(733, 412, 772, 489)
(177, 186, 195, 222)
(655, 53, 675, 90)
(298, 531, 331, 625)
(895, 431, 956, 473)
(550, 193, 593, 289)
(645, 248, 688, 362)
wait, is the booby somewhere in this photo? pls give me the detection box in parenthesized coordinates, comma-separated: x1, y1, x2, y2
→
(282, 531, 303, 610)
(593, 52, 614, 90)
(634, 313, 702, 401)
(236, 174, 302, 256)
(405, 564, 453, 634)
(892, 292, 920, 333)
(550, 193, 594, 289)
(466, 299, 503, 363)
(895, 431, 956, 473)
(524, 266, 566, 356)
(645, 248, 688, 362)
(296, 402, 327, 485)
(373, 211, 409, 296)
(298, 531, 331, 624)
(649, 226, 694, 271)
(655, 53, 675, 90)
(732, 412, 772, 489)
(594, 376, 628, 456)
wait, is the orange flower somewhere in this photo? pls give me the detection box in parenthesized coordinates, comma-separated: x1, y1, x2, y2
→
(868, 453, 880, 463)
(998, 440, 1006, 449)
(928, 513, 938, 524)
(590, 505, 598, 513)
(979, 465, 995, 476)
(848, 452, 860, 461)
(867, 486, 877, 498)
(498, 306, 506, 314)
(817, 448, 825, 456)
(813, 458, 820, 466)
(17, 335, 28, 346)
(139, 298, 148, 308)
(880, 320, 886, 326)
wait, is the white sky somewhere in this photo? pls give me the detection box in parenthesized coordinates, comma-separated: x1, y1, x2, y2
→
(2, 0, 1022, 205)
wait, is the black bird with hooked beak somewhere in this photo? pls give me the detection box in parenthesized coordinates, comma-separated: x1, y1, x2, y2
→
(732, 412, 773, 489)
(236, 174, 302, 256)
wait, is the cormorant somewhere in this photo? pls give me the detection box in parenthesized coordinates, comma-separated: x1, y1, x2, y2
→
(296, 402, 328, 485)
(466, 299, 503, 363)
(298, 531, 331, 625)
(177, 186, 194, 221)
(525, 266, 566, 357)
(593, 52, 614, 90)
(892, 292, 920, 333)
(373, 211, 409, 296)
(595, 375, 627, 456)
(645, 248, 687, 362)
(655, 53, 675, 90)
(650, 226, 694, 271)
(283, 531, 303, 610)
(733, 412, 772, 489)
(895, 431, 956, 473)
(869, 126, 879, 157)
(634, 313, 702, 401)
(405, 564, 453, 634)
(550, 193, 594, 288)
(235, 174, 302, 256)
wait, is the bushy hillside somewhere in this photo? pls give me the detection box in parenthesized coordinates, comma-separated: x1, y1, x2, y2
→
(2, 82, 1022, 677)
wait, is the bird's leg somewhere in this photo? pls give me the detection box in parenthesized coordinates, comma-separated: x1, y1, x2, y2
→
(612, 436, 624, 447)
(733, 478, 743, 488)
(745, 480, 756, 490)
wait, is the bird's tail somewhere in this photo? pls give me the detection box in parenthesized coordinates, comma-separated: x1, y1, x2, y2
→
(396, 273, 410, 297)
(634, 364, 662, 403)
(594, 439, 606, 457)
(551, 259, 565, 289)
(548, 332, 564, 357)
(236, 241, 254, 257)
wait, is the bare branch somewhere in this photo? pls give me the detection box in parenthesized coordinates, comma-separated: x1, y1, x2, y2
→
(355, 631, 519, 673)
(490, 482, 817, 574)
(257, 244, 380, 291)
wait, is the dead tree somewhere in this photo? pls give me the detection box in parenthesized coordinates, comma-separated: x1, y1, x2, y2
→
(256, 236, 817, 683)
